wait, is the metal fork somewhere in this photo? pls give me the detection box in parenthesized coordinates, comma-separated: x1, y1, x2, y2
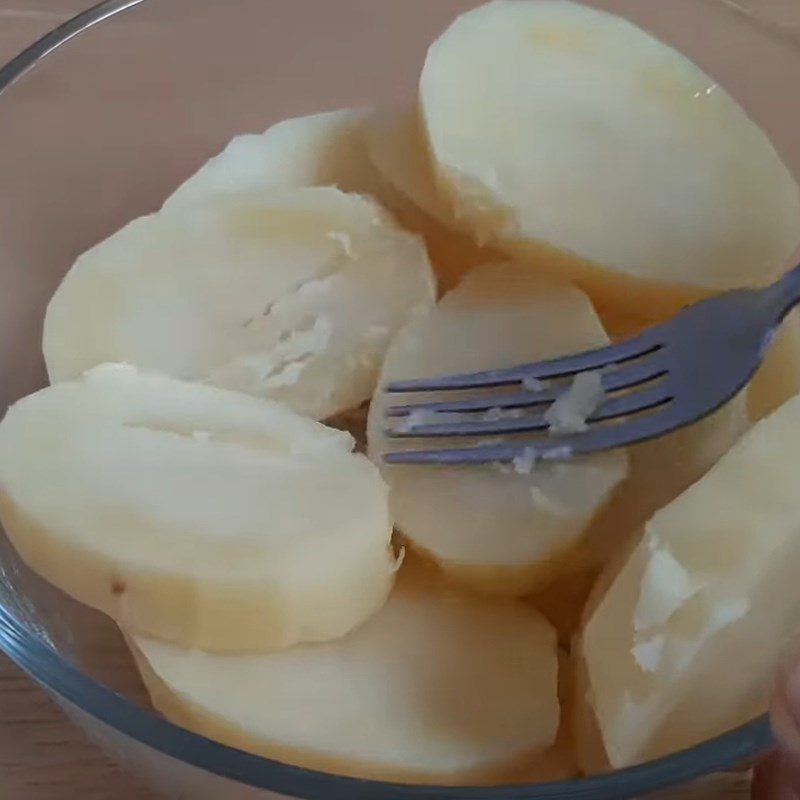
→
(382, 264, 800, 466)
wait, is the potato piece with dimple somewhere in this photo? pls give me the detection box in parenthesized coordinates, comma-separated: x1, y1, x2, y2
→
(368, 262, 628, 596)
(0, 364, 394, 652)
(163, 109, 383, 209)
(582, 392, 800, 768)
(420, 0, 800, 314)
(128, 567, 563, 785)
(44, 187, 435, 420)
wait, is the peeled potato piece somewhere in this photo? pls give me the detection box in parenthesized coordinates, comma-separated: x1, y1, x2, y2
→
(368, 262, 628, 596)
(44, 187, 435, 420)
(163, 109, 383, 209)
(365, 107, 501, 291)
(582, 392, 800, 768)
(128, 567, 562, 785)
(420, 0, 800, 312)
(0, 364, 394, 652)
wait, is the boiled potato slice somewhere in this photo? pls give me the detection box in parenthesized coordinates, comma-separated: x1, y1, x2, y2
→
(420, 0, 800, 313)
(368, 262, 628, 596)
(128, 567, 562, 785)
(365, 107, 501, 291)
(582, 392, 800, 767)
(44, 187, 435, 420)
(0, 364, 394, 652)
(164, 109, 383, 209)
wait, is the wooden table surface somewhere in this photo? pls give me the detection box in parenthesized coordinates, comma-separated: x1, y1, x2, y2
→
(0, 3, 768, 799)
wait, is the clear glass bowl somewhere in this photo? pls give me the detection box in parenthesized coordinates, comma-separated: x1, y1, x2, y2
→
(0, 0, 794, 796)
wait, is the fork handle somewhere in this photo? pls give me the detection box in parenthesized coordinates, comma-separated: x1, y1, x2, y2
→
(765, 263, 800, 321)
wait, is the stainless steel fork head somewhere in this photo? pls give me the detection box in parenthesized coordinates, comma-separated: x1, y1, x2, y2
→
(383, 266, 800, 465)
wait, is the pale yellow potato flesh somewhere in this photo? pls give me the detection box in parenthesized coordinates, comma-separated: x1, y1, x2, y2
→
(0, 364, 394, 652)
(365, 107, 501, 292)
(420, 0, 800, 313)
(368, 262, 628, 596)
(128, 567, 564, 785)
(44, 187, 435, 420)
(163, 109, 384, 209)
(166, 104, 496, 295)
(582, 392, 800, 767)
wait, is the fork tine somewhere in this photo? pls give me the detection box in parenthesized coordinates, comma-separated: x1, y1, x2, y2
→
(386, 386, 564, 417)
(386, 356, 668, 417)
(383, 405, 679, 465)
(384, 330, 662, 393)
(387, 383, 673, 438)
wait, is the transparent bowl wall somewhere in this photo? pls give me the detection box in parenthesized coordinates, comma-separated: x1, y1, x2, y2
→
(0, 0, 795, 797)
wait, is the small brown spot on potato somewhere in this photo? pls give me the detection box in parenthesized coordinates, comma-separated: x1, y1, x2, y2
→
(111, 579, 126, 596)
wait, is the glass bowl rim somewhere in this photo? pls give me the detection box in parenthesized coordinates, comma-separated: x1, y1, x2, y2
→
(0, 2, 774, 797)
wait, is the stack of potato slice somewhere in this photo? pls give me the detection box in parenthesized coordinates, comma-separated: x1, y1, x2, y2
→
(0, 0, 799, 785)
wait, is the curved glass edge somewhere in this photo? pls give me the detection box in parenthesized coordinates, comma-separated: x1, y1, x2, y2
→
(0, 3, 775, 798)
(0, 0, 147, 92)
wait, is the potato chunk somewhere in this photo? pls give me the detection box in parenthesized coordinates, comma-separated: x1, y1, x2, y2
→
(163, 109, 382, 208)
(0, 364, 394, 652)
(583, 393, 800, 766)
(368, 262, 628, 595)
(420, 0, 800, 312)
(129, 566, 562, 785)
(44, 187, 435, 419)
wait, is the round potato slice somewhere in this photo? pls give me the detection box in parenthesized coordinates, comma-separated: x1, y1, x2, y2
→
(163, 108, 382, 209)
(420, 0, 800, 311)
(44, 187, 435, 420)
(128, 567, 563, 785)
(0, 364, 394, 652)
(368, 262, 628, 596)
